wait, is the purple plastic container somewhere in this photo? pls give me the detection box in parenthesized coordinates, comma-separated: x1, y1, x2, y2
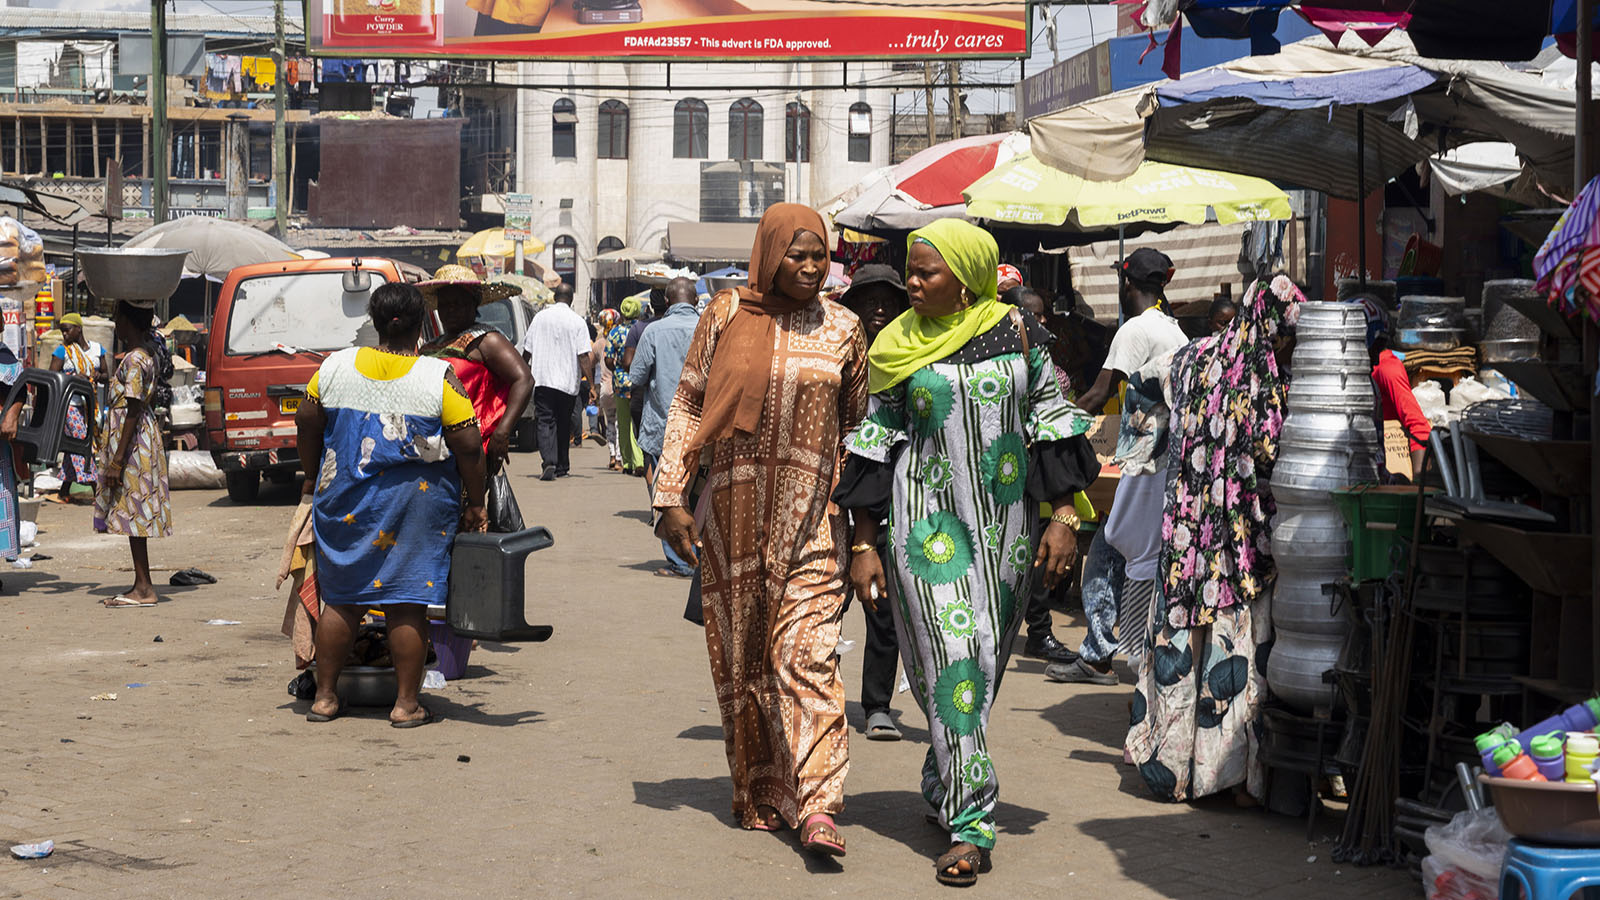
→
(428, 622, 473, 680)
(1529, 732, 1568, 782)
(1512, 699, 1600, 758)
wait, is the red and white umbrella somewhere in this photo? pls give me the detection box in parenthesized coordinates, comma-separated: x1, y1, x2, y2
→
(825, 131, 1031, 235)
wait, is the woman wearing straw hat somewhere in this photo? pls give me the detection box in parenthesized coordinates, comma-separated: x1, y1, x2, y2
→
(417, 265, 534, 471)
(48, 312, 109, 504)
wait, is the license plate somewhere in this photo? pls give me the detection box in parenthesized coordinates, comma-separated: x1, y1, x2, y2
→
(279, 397, 301, 414)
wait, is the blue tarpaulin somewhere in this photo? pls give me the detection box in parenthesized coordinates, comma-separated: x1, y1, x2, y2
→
(1153, 62, 1435, 109)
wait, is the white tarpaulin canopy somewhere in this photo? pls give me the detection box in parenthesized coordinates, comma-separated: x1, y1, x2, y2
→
(1028, 34, 1594, 199)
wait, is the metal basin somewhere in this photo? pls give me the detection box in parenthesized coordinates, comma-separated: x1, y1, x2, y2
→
(1281, 410, 1376, 452)
(1287, 383, 1375, 414)
(1271, 502, 1351, 566)
(1270, 446, 1356, 503)
(1266, 631, 1344, 712)
(1291, 334, 1369, 371)
(704, 276, 745, 296)
(1271, 567, 1352, 636)
(1296, 301, 1368, 334)
(76, 247, 189, 302)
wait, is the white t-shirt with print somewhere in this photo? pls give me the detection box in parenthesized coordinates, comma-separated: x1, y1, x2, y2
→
(1102, 306, 1188, 475)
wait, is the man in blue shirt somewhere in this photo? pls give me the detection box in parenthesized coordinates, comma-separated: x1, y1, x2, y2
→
(629, 277, 701, 577)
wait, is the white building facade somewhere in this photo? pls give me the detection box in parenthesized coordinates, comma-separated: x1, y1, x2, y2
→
(510, 61, 910, 310)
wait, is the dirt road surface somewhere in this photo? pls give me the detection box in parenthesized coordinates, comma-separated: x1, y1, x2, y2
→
(1, 447, 1420, 898)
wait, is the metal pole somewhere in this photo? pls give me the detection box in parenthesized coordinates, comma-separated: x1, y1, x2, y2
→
(1578, 0, 1599, 693)
(274, 0, 288, 234)
(514, 235, 525, 277)
(150, 0, 168, 223)
(1356, 106, 1367, 289)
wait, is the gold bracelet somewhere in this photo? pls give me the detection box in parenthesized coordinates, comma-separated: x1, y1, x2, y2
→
(850, 542, 878, 554)
(1049, 509, 1081, 530)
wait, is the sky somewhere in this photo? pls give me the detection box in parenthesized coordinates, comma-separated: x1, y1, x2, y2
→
(18, 0, 1120, 115)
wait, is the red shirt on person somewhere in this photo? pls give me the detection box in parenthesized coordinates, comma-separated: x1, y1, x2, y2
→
(1372, 349, 1431, 452)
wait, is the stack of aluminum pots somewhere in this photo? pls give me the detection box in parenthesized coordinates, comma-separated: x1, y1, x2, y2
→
(1266, 302, 1380, 712)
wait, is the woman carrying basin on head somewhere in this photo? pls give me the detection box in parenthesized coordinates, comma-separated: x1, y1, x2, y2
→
(96, 302, 174, 608)
(654, 203, 868, 857)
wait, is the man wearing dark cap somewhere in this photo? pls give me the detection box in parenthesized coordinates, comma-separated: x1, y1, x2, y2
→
(837, 264, 910, 741)
(1048, 247, 1188, 686)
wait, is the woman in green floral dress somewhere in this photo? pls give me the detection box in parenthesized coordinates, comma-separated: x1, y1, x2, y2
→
(837, 219, 1098, 887)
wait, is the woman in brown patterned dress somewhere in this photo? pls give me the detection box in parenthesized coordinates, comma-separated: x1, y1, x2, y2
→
(655, 203, 868, 857)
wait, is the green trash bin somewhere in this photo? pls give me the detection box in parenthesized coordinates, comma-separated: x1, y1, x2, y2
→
(1329, 484, 1437, 582)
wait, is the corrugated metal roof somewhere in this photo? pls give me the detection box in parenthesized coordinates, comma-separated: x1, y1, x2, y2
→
(0, 9, 304, 39)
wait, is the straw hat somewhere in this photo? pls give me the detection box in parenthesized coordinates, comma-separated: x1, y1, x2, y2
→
(417, 263, 523, 306)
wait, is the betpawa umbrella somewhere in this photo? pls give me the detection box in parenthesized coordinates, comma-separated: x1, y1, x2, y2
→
(458, 227, 546, 260)
(963, 154, 1292, 229)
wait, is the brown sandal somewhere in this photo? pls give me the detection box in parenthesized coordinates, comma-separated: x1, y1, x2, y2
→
(934, 842, 990, 887)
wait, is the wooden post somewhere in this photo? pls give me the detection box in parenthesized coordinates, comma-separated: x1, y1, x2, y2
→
(192, 123, 201, 180)
(922, 62, 937, 149)
(65, 119, 73, 177)
(91, 118, 99, 179)
(113, 119, 122, 176)
(141, 115, 150, 179)
(9, 115, 16, 175)
(37, 116, 45, 176)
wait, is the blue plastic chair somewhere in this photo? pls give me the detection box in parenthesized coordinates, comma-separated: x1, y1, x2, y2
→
(1500, 839, 1600, 900)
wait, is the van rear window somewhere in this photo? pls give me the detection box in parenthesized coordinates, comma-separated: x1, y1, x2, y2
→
(226, 271, 389, 355)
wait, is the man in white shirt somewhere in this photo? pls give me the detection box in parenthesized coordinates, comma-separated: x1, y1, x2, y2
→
(518, 283, 595, 480)
(1048, 248, 1189, 685)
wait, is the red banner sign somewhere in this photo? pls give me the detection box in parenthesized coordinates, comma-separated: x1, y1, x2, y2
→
(304, 0, 1028, 60)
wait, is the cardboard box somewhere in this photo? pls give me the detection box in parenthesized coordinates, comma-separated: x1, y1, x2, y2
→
(1383, 421, 1412, 480)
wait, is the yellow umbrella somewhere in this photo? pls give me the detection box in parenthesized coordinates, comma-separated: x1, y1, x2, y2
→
(457, 227, 546, 260)
(964, 154, 1292, 229)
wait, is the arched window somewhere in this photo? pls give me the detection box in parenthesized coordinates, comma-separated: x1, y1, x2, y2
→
(848, 102, 872, 163)
(552, 234, 577, 282)
(597, 100, 629, 160)
(785, 101, 811, 163)
(597, 235, 624, 254)
(729, 98, 763, 161)
(552, 98, 577, 159)
(673, 98, 708, 159)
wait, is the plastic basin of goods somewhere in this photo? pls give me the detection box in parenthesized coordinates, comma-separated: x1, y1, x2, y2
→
(1329, 484, 1436, 582)
(428, 621, 473, 680)
(75, 247, 189, 302)
(1479, 775, 1600, 846)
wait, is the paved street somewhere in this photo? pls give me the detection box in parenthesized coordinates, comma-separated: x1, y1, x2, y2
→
(2, 445, 1419, 898)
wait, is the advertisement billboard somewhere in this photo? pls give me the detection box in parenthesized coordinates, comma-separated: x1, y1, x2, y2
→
(303, 0, 1028, 60)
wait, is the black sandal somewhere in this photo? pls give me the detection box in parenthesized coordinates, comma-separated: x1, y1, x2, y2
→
(305, 701, 346, 723)
(934, 842, 990, 887)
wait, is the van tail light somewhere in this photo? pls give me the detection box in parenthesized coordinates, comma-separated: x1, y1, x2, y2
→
(204, 387, 223, 433)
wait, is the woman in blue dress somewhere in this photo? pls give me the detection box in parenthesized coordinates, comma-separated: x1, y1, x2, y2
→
(294, 283, 488, 727)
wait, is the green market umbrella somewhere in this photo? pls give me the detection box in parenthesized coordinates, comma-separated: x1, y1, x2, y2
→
(963, 154, 1293, 230)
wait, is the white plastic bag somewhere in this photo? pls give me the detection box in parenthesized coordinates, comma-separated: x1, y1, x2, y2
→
(1448, 376, 1511, 418)
(1423, 807, 1511, 883)
(1413, 380, 1450, 427)
(166, 450, 226, 490)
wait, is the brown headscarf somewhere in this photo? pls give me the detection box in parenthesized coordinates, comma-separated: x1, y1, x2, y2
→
(691, 202, 828, 453)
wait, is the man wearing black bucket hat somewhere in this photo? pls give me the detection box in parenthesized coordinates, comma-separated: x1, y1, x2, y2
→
(1048, 247, 1187, 686)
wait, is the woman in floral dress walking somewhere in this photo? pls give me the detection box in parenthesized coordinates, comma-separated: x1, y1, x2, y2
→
(837, 219, 1098, 886)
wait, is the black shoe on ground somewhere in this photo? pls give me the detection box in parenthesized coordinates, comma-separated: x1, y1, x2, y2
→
(540, 467, 556, 482)
(1023, 633, 1078, 665)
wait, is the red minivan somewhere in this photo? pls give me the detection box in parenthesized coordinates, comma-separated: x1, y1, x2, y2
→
(205, 256, 425, 502)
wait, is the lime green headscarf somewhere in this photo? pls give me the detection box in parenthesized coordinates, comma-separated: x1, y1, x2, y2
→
(620, 294, 645, 320)
(866, 218, 1013, 393)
